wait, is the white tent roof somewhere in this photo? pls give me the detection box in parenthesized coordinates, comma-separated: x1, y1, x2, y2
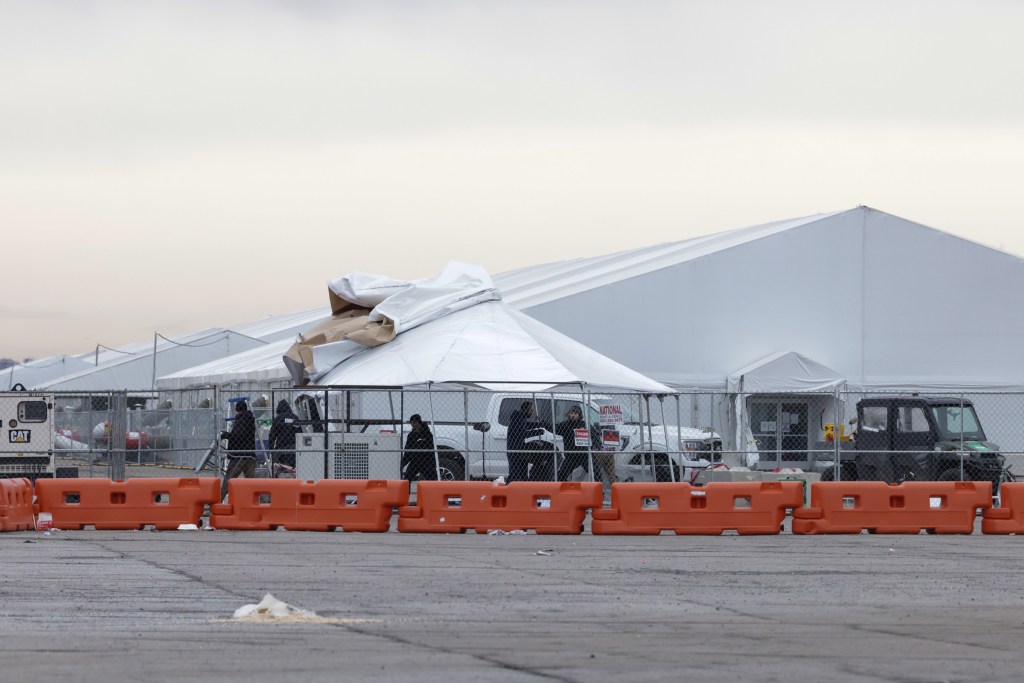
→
(315, 300, 672, 393)
(0, 355, 95, 391)
(726, 351, 846, 394)
(495, 210, 845, 310)
(156, 338, 294, 389)
(40, 329, 267, 391)
(227, 307, 330, 343)
(497, 206, 1024, 390)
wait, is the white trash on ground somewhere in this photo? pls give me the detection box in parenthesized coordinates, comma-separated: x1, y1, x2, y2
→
(233, 594, 318, 621)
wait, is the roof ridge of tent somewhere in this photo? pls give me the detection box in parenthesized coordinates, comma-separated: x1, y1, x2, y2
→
(497, 207, 859, 308)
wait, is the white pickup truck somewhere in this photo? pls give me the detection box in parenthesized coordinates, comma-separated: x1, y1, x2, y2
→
(393, 392, 721, 483)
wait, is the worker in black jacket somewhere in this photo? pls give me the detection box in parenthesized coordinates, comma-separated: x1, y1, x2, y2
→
(401, 414, 436, 481)
(555, 405, 594, 481)
(268, 399, 302, 469)
(220, 400, 257, 500)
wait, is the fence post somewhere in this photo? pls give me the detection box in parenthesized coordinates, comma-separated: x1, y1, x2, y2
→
(110, 391, 127, 481)
(834, 386, 842, 481)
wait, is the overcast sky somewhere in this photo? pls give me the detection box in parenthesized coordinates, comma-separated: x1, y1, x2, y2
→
(2, 0, 1023, 360)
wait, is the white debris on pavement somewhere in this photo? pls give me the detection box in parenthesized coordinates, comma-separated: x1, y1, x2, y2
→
(233, 594, 318, 621)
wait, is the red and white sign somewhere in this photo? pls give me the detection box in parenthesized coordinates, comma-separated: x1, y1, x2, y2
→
(599, 404, 624, 426)
(601, 429, 620, 451)
(574, 428, 591, 448)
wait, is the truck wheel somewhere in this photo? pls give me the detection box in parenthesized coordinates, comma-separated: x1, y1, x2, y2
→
(437, 452, 465, 481)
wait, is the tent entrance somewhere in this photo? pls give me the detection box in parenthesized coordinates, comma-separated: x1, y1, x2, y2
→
(748, 399, 809, 469)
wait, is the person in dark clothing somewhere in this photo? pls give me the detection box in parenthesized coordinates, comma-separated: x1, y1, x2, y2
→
(221, 401, 257, 500)
(506, 401, 535, 483)
(268, 399, 302, 469)
(401, 414, 436, 481)
(555, 405, 593, 481)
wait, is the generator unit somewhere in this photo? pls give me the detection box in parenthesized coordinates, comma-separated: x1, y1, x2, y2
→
(0, 390, 57, 480)
(295, 432, 402, 482)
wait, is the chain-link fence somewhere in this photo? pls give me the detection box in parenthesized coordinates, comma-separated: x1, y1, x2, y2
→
(4, 387, 1018, 491)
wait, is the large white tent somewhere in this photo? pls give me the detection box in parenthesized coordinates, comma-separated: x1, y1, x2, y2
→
(495, 206, 1024, 391)
(493, 206, 1024, 459)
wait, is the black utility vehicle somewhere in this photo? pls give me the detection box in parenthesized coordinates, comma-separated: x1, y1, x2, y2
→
(825, 396, 1005, 487)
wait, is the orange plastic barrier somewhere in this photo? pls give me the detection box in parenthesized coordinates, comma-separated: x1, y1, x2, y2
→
(0, 478, 35, 532)
(210, 479, 408, 532)
(982, 482, 1024, 534)
(34, 478, 220, 530)
(398, 481, 602, 534)
(591, 481, 802, 535)
(792, 481, 991, 535)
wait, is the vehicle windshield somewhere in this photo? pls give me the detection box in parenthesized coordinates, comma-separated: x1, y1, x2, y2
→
(931, 404, 986, 441)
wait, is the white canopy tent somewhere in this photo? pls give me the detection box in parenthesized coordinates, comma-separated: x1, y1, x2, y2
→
(315, 300, 672, 393)
(725, 351, 846, 466)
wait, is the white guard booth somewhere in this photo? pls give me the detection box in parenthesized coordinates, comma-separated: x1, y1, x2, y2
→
(726, 351, 846, 471)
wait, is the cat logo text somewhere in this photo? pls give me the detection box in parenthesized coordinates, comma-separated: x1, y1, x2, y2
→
(8, 430, 30, 444)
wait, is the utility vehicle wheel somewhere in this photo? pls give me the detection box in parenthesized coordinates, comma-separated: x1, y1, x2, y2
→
(937, 467, 964, 482)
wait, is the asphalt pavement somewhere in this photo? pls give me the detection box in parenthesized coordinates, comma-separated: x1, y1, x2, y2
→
(3, 523, 1024, 683)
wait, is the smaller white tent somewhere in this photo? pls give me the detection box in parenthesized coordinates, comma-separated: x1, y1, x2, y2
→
(156, 339, 295, 390)
(726, 351, 847, 395)
(0, 355, 95, 390)
(40, 329, 266, 392)
(315, 300, 671, 393)
(725, 351, 846, 468)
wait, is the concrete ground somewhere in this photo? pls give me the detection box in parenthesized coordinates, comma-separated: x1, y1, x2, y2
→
(3, 521, 1024, 683)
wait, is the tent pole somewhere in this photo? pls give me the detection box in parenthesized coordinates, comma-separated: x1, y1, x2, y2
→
(644, 394, 656, 480)
(427, 383, 440, 479)
(463, 388, 470, 481)
(834, 386, 842, 481)
(549, 391, 556, 481)
(676, 393, 685, 480)
(151, 332, 158, 391)
(583, 384, 594, 484)
(659, 394, 675, 482)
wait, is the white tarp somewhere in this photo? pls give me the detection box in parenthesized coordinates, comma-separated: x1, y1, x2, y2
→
(286, 262, 501, 385)
(315, 300, 672, 392)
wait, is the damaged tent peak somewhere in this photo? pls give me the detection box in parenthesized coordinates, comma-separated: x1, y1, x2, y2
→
(283, 262, 501, 386)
